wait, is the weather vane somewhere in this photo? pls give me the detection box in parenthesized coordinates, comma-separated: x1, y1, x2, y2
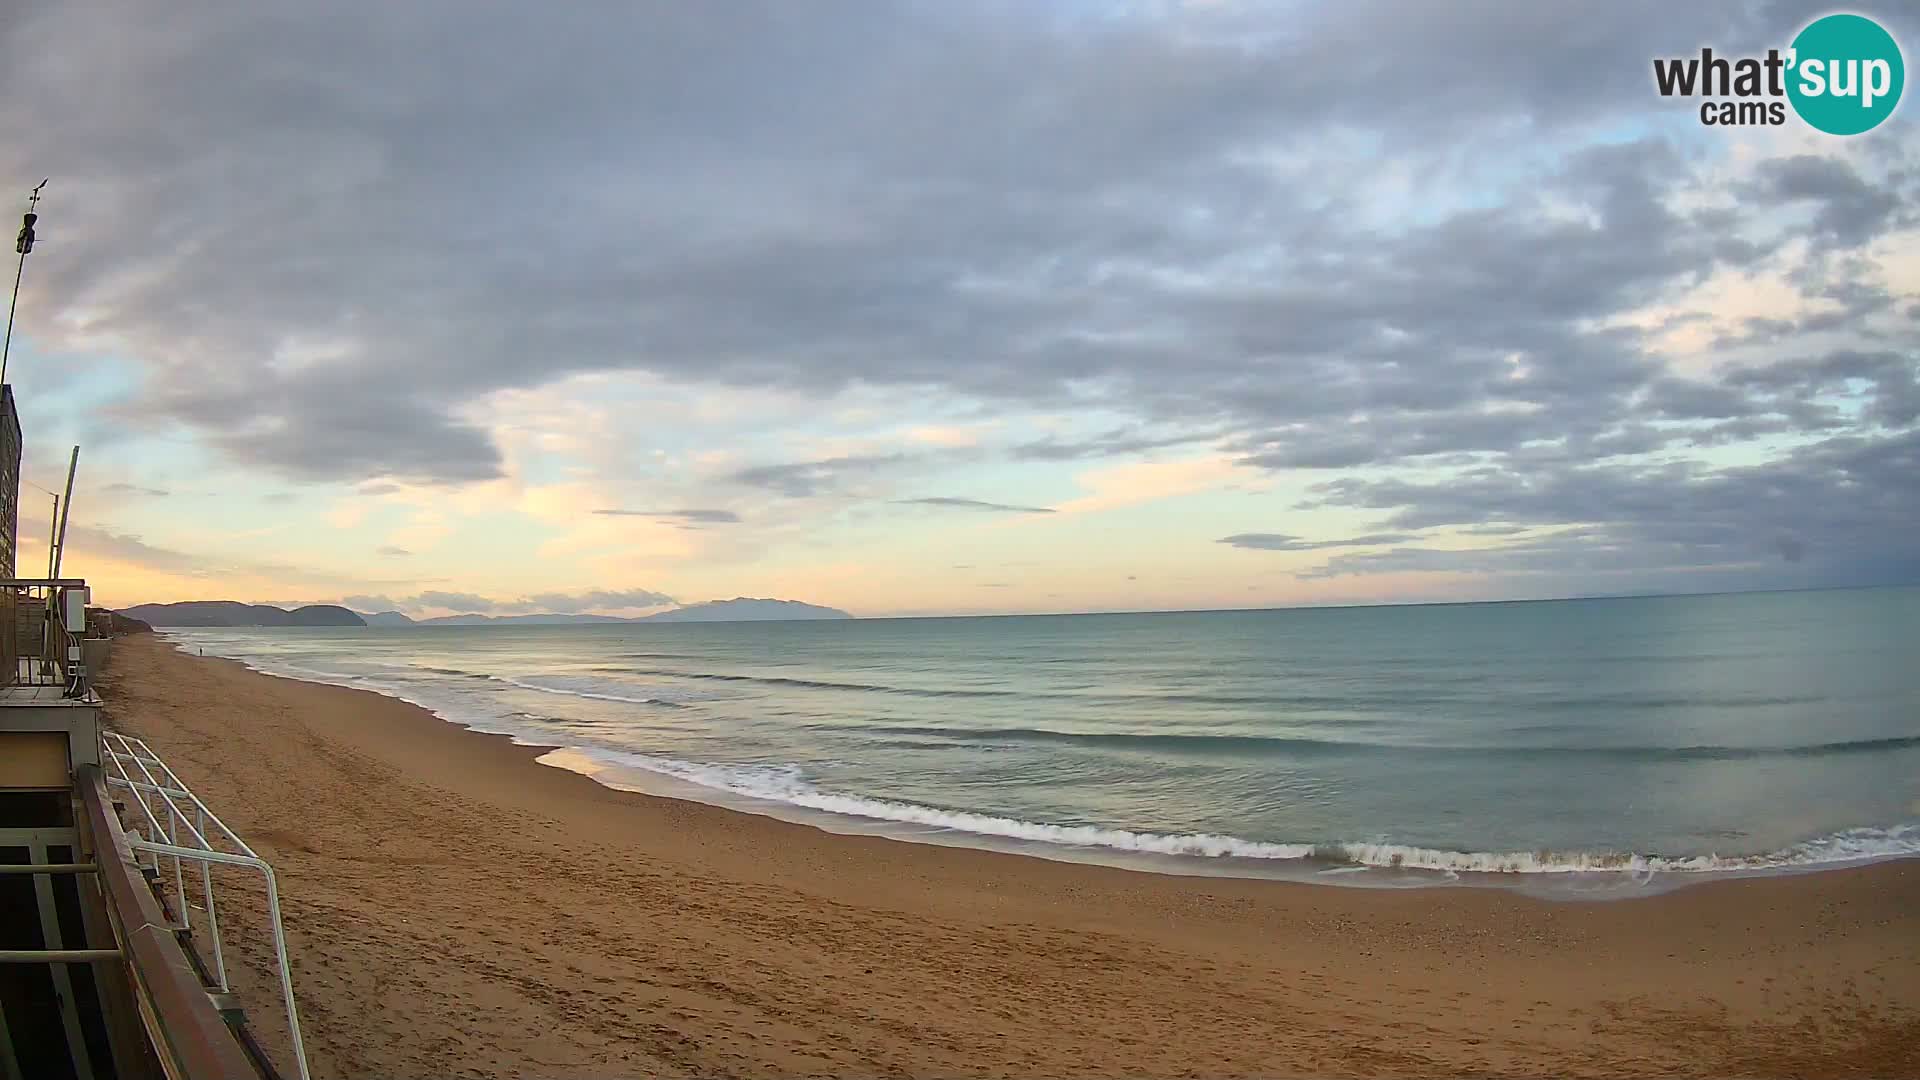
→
(2, 178, 50, 388)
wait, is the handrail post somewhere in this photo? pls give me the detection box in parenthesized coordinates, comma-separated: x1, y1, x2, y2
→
(197, 804, 227, 992)
(166, 799, 188, 931)
(260, 863, 310, 1080)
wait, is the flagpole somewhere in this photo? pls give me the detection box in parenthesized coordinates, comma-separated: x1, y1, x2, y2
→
(1, 179, 49, 388)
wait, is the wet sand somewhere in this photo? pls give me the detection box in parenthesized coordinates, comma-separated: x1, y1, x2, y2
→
(98, 633, 1920, 1078)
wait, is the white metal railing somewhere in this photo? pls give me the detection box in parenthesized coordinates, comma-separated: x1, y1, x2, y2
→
(99, 730, 311, 1080)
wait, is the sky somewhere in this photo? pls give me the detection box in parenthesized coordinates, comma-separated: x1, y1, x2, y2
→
(0, 0, 1915, 619)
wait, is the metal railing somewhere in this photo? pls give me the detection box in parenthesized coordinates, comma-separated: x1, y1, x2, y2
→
(100, 729, 312, 1080)
(0, 578, 91, 693)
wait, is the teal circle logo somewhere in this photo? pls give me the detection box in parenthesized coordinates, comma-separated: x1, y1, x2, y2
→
(1787, 14, 1904, 135)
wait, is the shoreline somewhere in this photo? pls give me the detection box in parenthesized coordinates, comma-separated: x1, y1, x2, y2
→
(160, 631, 1917, 900)
(100, 632, 1920, 1078)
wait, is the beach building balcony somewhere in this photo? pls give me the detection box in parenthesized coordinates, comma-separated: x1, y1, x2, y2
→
(0, 575, 305, 1079)
(0, 579, 98, 702)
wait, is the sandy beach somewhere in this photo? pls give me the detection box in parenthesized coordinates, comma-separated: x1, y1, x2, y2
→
(95, 633, 1919, 1079)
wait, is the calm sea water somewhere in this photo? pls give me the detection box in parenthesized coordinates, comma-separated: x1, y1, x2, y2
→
(166, 588, 1920, 893)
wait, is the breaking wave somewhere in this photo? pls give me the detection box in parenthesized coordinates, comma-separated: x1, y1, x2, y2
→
(571, 746, 1920, 876)
(497, 675, 689, 708)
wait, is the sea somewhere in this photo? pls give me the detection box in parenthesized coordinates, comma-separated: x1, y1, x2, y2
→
(164, 586, 1920, 896)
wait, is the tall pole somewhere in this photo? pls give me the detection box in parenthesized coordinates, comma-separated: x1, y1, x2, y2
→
(51, 445, 76, 579)
(1, 180, 48, 388)
(1, 251, 24, 388)
(45, 494, 57, 577)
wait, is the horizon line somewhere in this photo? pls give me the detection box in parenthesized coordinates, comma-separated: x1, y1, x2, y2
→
(118, 580, 1917, 625)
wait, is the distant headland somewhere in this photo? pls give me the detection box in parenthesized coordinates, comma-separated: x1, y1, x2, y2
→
(118, 597, 853, 627)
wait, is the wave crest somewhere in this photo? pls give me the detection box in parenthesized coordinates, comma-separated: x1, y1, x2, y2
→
(863, 724, 1920, 761)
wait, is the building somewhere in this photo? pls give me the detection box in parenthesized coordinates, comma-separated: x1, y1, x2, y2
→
(0, 385, 19, 578)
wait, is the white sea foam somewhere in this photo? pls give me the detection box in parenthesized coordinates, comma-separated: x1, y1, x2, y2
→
(1319, 827, 1920, 874)
(567, 746, 1322, 859)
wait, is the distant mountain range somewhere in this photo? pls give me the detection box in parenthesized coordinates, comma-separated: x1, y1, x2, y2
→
(369, 598, 851, 625)
(117, 601, 367, 627)
(120, 597, 851, 627)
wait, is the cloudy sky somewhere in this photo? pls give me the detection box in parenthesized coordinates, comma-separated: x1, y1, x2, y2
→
(1, 1, 1915, 618)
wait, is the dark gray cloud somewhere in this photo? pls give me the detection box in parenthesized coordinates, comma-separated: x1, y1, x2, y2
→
(100, 482, 169, 497)
(1007, 429, 1213, 462)
(179, 386, 502, 484)
(728, 454, 910, 497)
(1721, 350, 1919, 431)
(1748, 155, 1907, 248)
(2, 2, 1917, 591)
(593, 508, 741, 523)
(6, 2, 1907, 479)
(1302, 427, 1920, 590)
(1218, 532, 1414, 552)
(896, 497, 1054, 514)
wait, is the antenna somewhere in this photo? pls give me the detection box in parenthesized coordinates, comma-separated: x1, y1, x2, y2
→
(45, 492, 57, 577)
(51, 445, 77, 578)
(2, 179, 49, 388)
